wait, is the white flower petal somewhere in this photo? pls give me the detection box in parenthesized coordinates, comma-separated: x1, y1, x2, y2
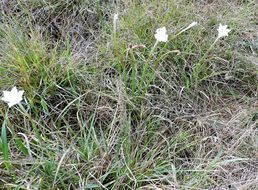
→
(114, 13, 118, 21)
(1, 86, 24, 107)
(11, 86, 18, 93)
(155, 27, 168, 42)
(179, 21, 198, 34)
(8, 102, 16, 108)
(189, 21, 198, 28)
(2, 91, 11, 97)
(217, 24, 231, 39)
(113, 13, 119, 33)
(1, 96, 9, 102)
(18, 90, 24, 97)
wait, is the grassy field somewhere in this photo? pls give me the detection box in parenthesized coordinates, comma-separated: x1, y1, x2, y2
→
(0, 0, 257, 189)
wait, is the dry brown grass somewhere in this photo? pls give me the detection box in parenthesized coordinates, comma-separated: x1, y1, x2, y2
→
(0, 0, 257, 189)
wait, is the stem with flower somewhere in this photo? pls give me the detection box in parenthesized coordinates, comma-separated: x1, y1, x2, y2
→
(17, 103, 42, 143)
(129, 49, 137, 96)
(142, 22, 198, 95)
(191, 24, 231, 88)
(139, 40, 159, 89)
(1, 87, 42, 150)
(1, 109, 12, 170)
(113, 13, 122, 77)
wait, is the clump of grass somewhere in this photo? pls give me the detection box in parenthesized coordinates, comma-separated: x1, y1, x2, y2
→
(0, 0, 257, 189)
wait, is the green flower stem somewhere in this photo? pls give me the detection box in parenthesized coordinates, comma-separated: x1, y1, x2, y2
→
(113, 17, 122, 78)
(130, 50, 137, 96)
(141, 33, 181, 95)
(141, 26, 197, 95)
(1, 109, 11, 170)
(143, 51, 180, 95)
(140, 40, 159, 89)
(192, 37, 219, 88)
(1, 108, 13, 134)
(18, 103, 42, 143)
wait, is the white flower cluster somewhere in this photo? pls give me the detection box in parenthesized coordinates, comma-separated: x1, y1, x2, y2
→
(154, 23, 230, 43)
(0, 20, 231, 108)
(1, 86, 24, 107)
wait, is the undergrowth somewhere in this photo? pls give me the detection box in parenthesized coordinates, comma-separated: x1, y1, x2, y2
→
(0, 0, 257, 189)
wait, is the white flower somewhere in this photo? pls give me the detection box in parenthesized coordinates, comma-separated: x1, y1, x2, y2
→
(1, 86, 24, 107)
(188, 21, 198, 28)
(113, 13, 119, 33)
(114, 13, 118, 22)
(217, 24, 231, 39)
(154, 27, 168, 42)
(178, 21, 198, 34)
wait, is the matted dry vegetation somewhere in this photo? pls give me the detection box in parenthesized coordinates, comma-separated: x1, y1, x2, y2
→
(0, 0, 257, 189)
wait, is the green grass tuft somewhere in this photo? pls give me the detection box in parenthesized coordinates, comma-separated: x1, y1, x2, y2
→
(0, 0, 257, 189)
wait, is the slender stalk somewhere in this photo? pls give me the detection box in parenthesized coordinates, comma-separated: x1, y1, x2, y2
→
(143, 50, 180, 95)
(130, 50, 137, 96)
(141, 34, 181, 95)
(140, 40, 158, 89)
(192, 38, 219, 87)
(113, 14, 121, 77)
(196, 38, 218, 65)
(123, 59, 127, 87)
(17, 103, 42, 143)
(1, 109, 11, 170)
(141, 23, 197, 95)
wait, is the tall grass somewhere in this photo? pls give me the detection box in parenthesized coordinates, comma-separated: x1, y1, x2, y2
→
(0, 0, 257, 189)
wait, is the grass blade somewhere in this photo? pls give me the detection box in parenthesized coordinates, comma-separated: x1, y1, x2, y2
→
(1, 119, 11, 170)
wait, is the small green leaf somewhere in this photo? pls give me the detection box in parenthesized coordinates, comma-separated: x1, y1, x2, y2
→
(1, 120, 11, 169)
(15, 138, 29, 156)
(84, 183, 100, 188)
(41, 98, 50, 115)
(0, 138, 2, 151)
